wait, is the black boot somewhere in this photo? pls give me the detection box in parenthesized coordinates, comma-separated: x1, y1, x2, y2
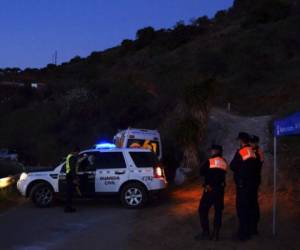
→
(210, 227, 220, 241)
(194, 231, 210, 241)
(250, 228, 259, 236)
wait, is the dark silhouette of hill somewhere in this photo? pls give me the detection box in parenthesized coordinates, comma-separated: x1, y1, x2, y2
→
(0, 0, 299, 177)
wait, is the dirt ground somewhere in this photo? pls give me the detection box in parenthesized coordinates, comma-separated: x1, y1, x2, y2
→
(0, 182, 299, 250)
(0, 187, 24, 212)
(128, 182, 300, 250)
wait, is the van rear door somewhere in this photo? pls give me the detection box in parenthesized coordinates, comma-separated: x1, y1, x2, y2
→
(128, 151, 162, 186)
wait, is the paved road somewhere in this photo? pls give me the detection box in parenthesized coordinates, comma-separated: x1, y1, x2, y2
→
(0, 199, 137, 250)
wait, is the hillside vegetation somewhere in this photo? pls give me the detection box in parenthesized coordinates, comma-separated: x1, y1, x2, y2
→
(0, 0, 299, 179)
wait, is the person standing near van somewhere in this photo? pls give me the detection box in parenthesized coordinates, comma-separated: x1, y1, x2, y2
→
(64, 146, 80, 213)
(195, 145, 228, 241)
(249, 135, 264, 235)
(230, 132, 257, 241)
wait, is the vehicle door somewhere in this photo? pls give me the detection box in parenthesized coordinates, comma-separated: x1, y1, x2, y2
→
(127, 151, 158, 186)
(58, 163, 67, 194)
(77, 153, 96, 196)
(95, 152, 128, 193)
(58, 152, 96, 197)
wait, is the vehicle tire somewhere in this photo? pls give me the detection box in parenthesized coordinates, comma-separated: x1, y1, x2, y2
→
(120, 182, 148, 209)
(30, 183, 54, 208)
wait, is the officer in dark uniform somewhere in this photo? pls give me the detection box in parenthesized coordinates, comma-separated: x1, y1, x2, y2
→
(249, 135, 264, 235)
(230, 132, 257, 241)
(64, 146, 80, 213)
(195, 145, 228, 241)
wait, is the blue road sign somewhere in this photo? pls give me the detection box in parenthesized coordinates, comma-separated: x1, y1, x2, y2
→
(274, 112, 300, 137)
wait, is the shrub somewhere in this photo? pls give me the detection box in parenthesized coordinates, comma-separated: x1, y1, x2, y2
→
(252, 0, 291, 23)
(70, 56, 82, 64)
(121, 39, 134, 49)
(214, 10, 228, 23)
(193, 16, 210, 27)
(136, 27, 156, 49)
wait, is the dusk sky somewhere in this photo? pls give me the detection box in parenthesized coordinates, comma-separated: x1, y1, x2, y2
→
(0, 0, 234, 69)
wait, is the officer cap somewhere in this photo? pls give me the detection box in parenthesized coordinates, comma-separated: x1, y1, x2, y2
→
(250, 135, 260, 143)
(236, 132, 250, 142)
(210, 144, 223, 152)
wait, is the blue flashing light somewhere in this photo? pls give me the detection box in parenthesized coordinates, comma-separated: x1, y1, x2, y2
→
(95, 143, 116, 149)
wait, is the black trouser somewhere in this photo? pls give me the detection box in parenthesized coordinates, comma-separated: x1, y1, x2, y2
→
(199, 186, 225, 233)
(65, 177, 74, 209)
(236, 185, 252, 239)
(249, 184, 260, 234)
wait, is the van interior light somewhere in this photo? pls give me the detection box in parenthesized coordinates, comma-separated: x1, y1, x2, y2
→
(95, 143, 116, 149)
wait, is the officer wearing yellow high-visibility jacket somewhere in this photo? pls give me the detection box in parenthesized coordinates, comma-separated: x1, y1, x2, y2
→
(65, 146, 80, 213)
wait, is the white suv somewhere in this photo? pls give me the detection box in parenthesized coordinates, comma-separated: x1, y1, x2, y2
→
(17, 148, 167, 208)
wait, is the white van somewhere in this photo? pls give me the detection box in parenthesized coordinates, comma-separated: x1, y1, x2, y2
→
(113, 128, 162, 160)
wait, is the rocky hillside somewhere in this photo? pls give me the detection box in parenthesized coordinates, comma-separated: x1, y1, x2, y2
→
(204, 108, 273, 188)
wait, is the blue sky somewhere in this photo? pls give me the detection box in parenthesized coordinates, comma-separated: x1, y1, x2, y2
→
(0, 0, 234, 69)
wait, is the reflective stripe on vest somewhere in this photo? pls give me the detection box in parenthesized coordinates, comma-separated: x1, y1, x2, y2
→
(66, 154, 73, 174)
(239, 147, 256, 161)
(209, 157, 228, 171)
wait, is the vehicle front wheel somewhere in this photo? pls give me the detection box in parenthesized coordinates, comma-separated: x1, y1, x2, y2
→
(30, 183, 54, 208)
(120, 183, 148, 209)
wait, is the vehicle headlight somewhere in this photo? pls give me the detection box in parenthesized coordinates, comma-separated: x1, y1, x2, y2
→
(19, 172, 28, 181)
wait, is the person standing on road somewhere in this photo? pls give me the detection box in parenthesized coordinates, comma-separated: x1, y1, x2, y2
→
(249, 135, 264, 235)
(195, 144, 228, 241)
(230, 132, 257, 241)
(65, 146, 80, 213)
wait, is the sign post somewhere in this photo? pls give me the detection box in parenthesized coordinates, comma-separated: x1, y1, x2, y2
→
(273, 136, 277, 236)
(273, 112, 300, 236)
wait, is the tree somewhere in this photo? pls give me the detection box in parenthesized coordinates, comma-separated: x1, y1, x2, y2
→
(10, 67, 21, 73)
(121, 39, 135, 52)
(214, 10, 228, 23)
(70, 56, 82, 64)
(251, 0, 291, 23)
(193, 16, 210, 27)
(136, 27, 156, 48)
(235, 0, 291, 24)
(176, 79, 215, 171)
(167, 21, 196, 50)
(46, 64, 57, 70)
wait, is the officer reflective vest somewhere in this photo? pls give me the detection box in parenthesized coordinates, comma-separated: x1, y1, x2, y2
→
(66, 154, 78, 175)
(239, 146, 256, 161)
(209, 157, 228, 171)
